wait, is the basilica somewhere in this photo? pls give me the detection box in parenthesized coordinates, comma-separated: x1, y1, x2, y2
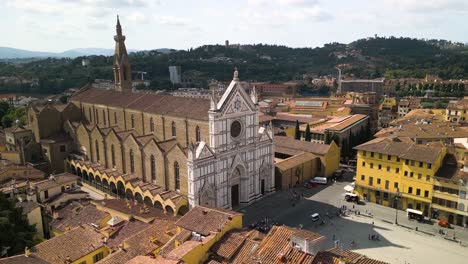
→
(26, 18, 275, 214)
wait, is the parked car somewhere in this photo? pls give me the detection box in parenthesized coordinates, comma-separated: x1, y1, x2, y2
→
(438, 219, 451, 228)
(311, 213, 320, 222)
(303, 181, 317, 188)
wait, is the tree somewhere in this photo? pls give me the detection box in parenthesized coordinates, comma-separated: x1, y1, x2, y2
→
(0, 101, 11, 122)
(305, 123, 311, 141)
(294, 120, 301, 140)
(0, 193, 37, 256)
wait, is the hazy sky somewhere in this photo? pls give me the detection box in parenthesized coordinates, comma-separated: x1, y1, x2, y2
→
(1, 0, 467, 52)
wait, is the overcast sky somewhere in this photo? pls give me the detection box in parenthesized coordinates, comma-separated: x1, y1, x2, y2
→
(1, 0, 467, 52)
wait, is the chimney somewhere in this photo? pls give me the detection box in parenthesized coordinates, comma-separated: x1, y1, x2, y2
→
(24, 246, 30, 257)
(276, 253, 287, 263)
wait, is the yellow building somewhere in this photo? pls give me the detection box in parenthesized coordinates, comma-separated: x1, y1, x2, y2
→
(431, 154, 468, 226)
(354, 137, 446, 216)
(446, 97, 468, 123)
(274, 135, 340, 189)
(155, 206, 242, 264)
(378, 97, 397, 128)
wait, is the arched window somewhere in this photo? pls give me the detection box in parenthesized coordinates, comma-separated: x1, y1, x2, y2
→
(174, 162, 180, 191)
(172, 121, 176, 137)
(131, 114, 135, 128)
(150, 117, 155, 133)
(111, 145, 116, 168)
(88, 108, 92, 122)
(123, 65, 128, 81)
(103, 109, 106, 126)
(95, 140, 100, 161)
(129, 149, 135, 173)
(114, 112, 118, 125)
(195, 126, 201, 142)
(150, 155, 156, 182)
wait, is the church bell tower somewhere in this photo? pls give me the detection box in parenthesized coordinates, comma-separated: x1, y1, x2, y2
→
(113, 16, 132, 92)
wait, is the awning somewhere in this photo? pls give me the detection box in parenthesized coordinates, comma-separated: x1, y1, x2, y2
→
(344, 185, 354, 192)
(406, 208, 423, 215)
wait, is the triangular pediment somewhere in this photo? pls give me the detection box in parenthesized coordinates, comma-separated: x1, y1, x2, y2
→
(195, 141, 214, 160)
(217, 79, 256, 113)
(258, 126, 273, 143)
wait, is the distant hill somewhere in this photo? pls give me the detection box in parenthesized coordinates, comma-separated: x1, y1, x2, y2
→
(0, 47, 172, 59)
(0, 37, 466, 95)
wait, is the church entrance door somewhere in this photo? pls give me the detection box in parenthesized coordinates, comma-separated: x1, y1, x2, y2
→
(231, 184, 239, 208)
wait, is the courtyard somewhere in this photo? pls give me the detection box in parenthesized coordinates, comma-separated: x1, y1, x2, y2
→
(241, 174, 468, 264)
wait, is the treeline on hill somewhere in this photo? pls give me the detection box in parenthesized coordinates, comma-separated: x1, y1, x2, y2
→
(395, 82, 466, 97)
(0, 37, 467, 95)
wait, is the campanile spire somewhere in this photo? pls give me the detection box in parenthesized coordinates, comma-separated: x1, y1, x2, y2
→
(113, 16, 132, 92)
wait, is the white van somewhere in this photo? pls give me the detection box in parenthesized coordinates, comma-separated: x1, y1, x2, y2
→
(311, 177, 327, 185)
(311, 213, 320, 222)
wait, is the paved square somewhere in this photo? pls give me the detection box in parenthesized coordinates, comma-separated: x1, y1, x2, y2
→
(241, 176, 468, 264)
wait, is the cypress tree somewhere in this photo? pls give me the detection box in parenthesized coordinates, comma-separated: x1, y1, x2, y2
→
(305, 123, 311, 141)
(294, 120, 301, 140)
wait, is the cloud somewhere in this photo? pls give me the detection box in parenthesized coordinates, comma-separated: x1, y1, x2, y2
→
(243, 0, 331, 27)
(155, 15, 189, 27)
(126, 11, 150, 23)
(384, 0, 468, 13)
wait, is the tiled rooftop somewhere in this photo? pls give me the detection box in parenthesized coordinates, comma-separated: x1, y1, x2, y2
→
(72, 88, 211, 121)
(354, 137, 443, 164)
(176, 206, 241, 236)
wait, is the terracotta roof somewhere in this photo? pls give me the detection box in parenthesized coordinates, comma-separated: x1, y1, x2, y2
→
(99, 219, 176, 264)
(16, 200, 40, 214)
(354, 137, 443, 163)
(71, 88, 211, 121)
(31, 224, 105, 263)
(323, 247, 389, 264)
(256, 226, 315, 264)
(33, 173, 80, 191)
(375, 122, 468, 139)
(176, 206, 241, 236)
(106, 220, 150, 248)
(210, 230, 247, 259)
(127, 256, 181, 264)
(292, 229, 324, 242)
(50, 202, 109, 233)
(447, 98, 468, 110)
(0, 255, 48, 264)
(275, 136, 332, 156)
(276, 152, 318, 171)
(93, 199, 180, 221)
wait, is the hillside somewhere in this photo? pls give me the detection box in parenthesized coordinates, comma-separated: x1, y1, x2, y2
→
(0, 37, 467, 94)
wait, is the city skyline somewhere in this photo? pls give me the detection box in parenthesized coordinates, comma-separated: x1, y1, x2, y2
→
(1, 0, 468, 52)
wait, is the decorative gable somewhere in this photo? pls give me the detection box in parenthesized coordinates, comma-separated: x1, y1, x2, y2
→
(195, 141, 214, 160)
(216, 69, 256, 113)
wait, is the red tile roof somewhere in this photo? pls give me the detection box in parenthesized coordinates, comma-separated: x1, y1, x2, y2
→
(71, 88, 211, 121)
(176, 206, 241, 236)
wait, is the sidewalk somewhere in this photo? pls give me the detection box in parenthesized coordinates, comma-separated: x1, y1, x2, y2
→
(353, 200, 468, 245)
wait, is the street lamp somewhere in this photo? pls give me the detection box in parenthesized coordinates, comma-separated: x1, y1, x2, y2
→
(395, 189, 402, 225)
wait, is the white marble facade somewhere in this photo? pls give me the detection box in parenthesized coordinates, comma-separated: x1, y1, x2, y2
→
(187, 70, 275, 209)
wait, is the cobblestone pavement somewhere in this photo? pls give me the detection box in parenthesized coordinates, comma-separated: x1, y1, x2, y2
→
(240, 175, 468, 264)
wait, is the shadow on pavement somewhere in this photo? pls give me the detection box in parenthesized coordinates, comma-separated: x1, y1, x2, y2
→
(240, 188, 408, 253)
